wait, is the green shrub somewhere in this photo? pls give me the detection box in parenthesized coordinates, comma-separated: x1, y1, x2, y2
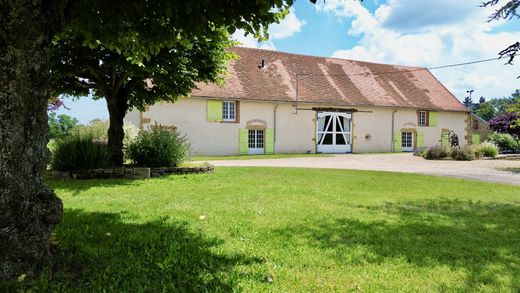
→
(475, 142, 499, 157)
(487, 132, 520, 152)
(424, 145, 450, 160)
(127, 126, 190, 167)
(451, 146, 475, 161)
(51, 133, 110, 171)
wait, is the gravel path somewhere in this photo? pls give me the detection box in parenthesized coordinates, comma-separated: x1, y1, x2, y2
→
(209, 153, 520, 186)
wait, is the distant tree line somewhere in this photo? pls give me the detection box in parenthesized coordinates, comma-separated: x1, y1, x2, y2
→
(464, 90, 520, 138)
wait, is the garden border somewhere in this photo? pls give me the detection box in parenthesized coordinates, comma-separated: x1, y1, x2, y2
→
(51, 164, 214, 180)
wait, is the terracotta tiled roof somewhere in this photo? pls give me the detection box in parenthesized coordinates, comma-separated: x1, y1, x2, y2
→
(191, 46, 468, 112)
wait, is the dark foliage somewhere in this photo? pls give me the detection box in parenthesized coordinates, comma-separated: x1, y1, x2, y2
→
(489, 112, 520, 137)
(47, 96, 69, 111)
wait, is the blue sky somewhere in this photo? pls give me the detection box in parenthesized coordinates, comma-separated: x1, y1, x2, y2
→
(57, 0, 520, 124)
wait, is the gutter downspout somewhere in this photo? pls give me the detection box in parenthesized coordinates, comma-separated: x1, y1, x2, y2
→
(391, 110, 398, 152)
(274, 103, 279, 153)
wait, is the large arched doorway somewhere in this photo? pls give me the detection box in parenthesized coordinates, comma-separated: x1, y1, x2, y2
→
(316, 112, 352, 153)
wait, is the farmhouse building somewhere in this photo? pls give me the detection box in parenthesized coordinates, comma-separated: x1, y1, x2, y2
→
(126, 47, 478, 156)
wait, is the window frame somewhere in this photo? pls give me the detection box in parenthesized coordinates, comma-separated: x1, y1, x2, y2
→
(222, 100, 237, 122)
(418, 110, 429, 127)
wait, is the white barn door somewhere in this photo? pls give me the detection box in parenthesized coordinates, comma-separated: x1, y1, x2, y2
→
(317, 112, 352, 153)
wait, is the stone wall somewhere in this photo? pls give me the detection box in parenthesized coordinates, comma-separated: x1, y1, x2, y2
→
(51, 164, 214, 180)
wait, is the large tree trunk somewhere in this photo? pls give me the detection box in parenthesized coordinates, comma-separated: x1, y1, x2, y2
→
(0, 0, 63, 280)
(106, 92, 129, 166)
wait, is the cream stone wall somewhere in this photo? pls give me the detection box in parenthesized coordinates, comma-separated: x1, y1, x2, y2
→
(350, 107, 468, 152)
(126, 97, 468, 155)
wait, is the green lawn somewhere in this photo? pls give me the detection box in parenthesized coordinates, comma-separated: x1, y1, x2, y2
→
(190, 153, 332, 161)
(8, 168, 520, 292)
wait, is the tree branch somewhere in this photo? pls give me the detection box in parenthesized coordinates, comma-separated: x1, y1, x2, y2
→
(482, 0, 520, 21)
(73, 78, 94, 89)
(86, 63, 107, 96)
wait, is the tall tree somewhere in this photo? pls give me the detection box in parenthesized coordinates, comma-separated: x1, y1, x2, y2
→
(48, 113, 78, 140)
(51, 26, 232, 165)
(463, 96, 475, 110)
(0, 0, 64, 281)
(475, 100, 496, 121)
(1, 0, 298, 280)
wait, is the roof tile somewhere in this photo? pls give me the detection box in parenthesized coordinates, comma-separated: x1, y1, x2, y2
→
(191, 47, 467, 112)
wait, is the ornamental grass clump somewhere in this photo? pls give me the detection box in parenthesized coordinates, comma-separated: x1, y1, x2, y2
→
(451, 146, 475, 161)
(475, 142, 499, 157)
(51, 133, 111, 171)
(424, 145, 450, 160)
(127, 126, 190, 167)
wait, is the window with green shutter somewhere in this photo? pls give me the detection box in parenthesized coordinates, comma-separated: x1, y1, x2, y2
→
(207, 100, 223, 122)
(429, 111, 438, 127)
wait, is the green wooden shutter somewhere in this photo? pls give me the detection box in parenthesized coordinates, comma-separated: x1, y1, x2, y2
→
(265, 129, 274, 154)
(441, 132, 449, 146)
(472, 133, 480, 145)
(207, 100, 223, 122)
(429, 111, 438, 127)
(239, 129, 248, 154)
(416, 132, 425, 148)
(393, 132, 402, 152)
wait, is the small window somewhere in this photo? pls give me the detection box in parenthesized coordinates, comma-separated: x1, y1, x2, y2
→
(222, 101, 236, 122)
(418, 110, 429, 126)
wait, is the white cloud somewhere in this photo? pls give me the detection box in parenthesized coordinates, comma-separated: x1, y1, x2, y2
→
(320, 0, 520, 100)
(269, 7, 307, 39)
(232, 7, 306, 51)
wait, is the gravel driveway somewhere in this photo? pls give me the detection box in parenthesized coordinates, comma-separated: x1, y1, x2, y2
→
(210, 153, 520, 186)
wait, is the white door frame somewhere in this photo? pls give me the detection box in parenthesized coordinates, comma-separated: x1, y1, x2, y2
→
(248, 129, 265, 155)
(401, 131, 414, 152)
(316, 112, 352, 153)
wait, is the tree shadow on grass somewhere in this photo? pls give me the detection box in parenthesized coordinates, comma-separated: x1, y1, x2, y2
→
(20, 209, 260, 292)
(46, 178, 150, 196)
(273, 199, 520, 291)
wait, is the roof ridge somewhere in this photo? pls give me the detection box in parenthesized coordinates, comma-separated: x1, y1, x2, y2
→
(231, 45, 425, 70)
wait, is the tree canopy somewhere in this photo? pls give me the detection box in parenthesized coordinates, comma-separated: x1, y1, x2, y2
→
(51, 0, 296, 165)
(48, 113, 78, 140)
(1, 0, 303, 281)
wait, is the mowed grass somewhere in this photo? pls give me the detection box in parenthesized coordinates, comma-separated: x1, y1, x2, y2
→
(10, 167, 520, 292)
